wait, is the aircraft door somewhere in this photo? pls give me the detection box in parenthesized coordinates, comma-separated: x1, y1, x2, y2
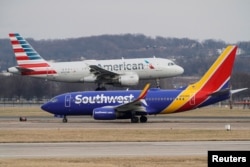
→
(65, 94, 71, 107)
(189, 93, 195, 105)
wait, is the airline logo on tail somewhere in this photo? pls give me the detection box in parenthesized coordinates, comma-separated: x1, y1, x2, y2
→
(9, 33, 56, 75)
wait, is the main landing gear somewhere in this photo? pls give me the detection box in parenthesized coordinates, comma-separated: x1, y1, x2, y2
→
(95, 86, 107, 91)
(131, 115, 148, 123)
(95, 83, 107, 91)
(62, 116, 68, 123)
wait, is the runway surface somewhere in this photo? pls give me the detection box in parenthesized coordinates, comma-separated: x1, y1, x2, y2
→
(0, 115, 249, 130)
(0, 115, 249, 159)
(1, 141, 250, 158)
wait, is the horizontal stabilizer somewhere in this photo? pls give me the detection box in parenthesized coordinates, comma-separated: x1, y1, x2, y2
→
(231, 88, 248, 94)
(16, 66, 34, 72)
(210, 88, 248, 97)
(209, 88, 230, 97)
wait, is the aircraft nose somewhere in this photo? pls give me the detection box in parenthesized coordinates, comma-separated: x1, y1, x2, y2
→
(176, 65, 184, 75)
(179, 66, 184, 74)
(41, 102, 52, 113)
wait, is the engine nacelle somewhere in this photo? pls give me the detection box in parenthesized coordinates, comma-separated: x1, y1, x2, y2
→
(93, 107, 116, 120)
(118, 74, 139, 86)
(83, 75, 97, 82)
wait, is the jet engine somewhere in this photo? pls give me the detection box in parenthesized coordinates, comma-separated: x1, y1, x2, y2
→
(118, 73, 139, 86)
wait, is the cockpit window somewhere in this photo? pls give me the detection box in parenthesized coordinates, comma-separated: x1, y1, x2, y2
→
(168, 62, 175, 66)
(50, 98, 58, 103)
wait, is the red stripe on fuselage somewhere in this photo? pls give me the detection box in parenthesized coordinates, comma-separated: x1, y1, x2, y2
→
(21, 70, 57, 75)
(19, 63, 50, 68)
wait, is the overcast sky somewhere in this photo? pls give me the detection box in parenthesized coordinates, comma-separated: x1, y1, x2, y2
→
(1, 0, 249, 43)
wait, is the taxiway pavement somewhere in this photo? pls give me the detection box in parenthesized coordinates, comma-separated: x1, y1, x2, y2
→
(0, 115, 249, 130)
(1, 141, 250, 158)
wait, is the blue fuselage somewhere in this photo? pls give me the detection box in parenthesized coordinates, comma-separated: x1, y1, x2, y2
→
(41, 88, 229, 117)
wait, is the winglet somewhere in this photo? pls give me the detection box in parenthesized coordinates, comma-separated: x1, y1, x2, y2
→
(137, 83, 151, 99)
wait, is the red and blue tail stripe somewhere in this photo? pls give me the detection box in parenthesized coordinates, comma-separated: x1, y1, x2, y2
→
(10, 33, 42, 61)
(9, 33, 56, 76)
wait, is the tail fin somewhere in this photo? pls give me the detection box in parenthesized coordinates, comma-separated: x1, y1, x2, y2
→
(163, 45, 238, 113)
(9, 33, 55, 75)
(194, 45, 237, 92)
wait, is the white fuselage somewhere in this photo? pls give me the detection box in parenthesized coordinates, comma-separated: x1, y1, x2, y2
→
(45, 58, 183, 82)
(8, 58, 184, 84)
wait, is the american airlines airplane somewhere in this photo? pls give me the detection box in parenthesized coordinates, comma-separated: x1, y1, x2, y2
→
(41, 45, 247, 123)
(7, 33, 184, 90)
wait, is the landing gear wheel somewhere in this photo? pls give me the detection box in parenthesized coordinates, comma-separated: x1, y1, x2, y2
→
(96, 86, 107, 91)
(140, 116, 147, 123)
(96, 83, 107, 91)
(100, 87, 107, 91)
(62, 116, 68, 123)
(131, 116, 139, 123)
(156, 78, 160, 88)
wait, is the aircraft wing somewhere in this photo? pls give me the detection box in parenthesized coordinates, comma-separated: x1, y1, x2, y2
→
(89, 65, 118, 77)
(88, 65, 139, 86)
(114, 83, 150, 113)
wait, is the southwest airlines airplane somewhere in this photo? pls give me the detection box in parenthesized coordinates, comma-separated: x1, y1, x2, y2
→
(7, 33, 184, 90)
(41, 45, 247, 123)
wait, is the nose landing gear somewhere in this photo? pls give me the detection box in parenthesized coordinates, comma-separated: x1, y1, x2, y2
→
(62, 116, 68, 123)
(156, 78, 160, 88)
